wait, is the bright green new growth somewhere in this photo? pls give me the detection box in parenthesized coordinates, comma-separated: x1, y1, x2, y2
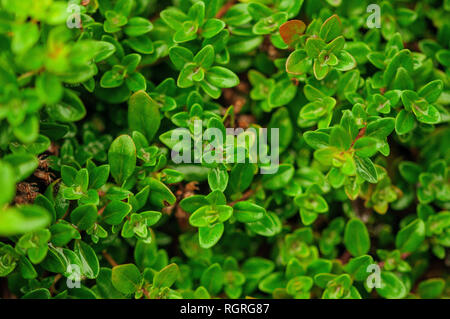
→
(0, 0, 449, 300)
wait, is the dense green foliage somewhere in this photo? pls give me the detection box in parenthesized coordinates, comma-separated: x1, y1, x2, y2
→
(0, 0, 449, 299)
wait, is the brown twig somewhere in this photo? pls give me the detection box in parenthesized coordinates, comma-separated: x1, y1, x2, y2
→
(350, 125, 367, 149)
(142, 288, 151, 299)
(102, 250, 118, 267)
(0, 278, 16, 299)
(60, 206, 70, 221)
(339, 250, 352, 265)
(215, 0, 236, 19)
(228, 189, 254, 206)
(17, 67, 44, 82)
(97, 205, 107, 216)
(49, 274, 62, 295)
(170, 182, 199, 230)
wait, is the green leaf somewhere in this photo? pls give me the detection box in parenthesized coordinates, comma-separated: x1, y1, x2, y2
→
(125, 36, 154, 54)
(96, 268, 126, 298)
(0, 161, 15, 206)
(169, 46, 194, 70)
(418, 80, 443, 104)
(0, 206, 51, 237)
(397, 8, 418, 26)
(111, 264, 142, 295)
(140, 211, 162, 226)
(376, 272, 408, 299)
(258, 272, 285, 293)
(199, 223, 224, 248)
(36, 73, 63, 104)
(74, 240, 99, 279)
(354, 156, 378, 183)
(207, 168, 228, 192)
(247, 2, 272, 20)
(268, 78, 297, 108)
(334, 50, 356, 71)
(314, 147, 336, 166)
(202, 18, 225, 38)
(345, 41, 370, 64)
(392, 67, 413, 90)
(344, 255, 374, 281)
(206, 66, 240, 88)
(70, 204, 97, 231)
(22, 288, 51, 299)
(261, 164, 294, 190)
(287, 276, 313, 296)
(344, 218, 370, 256)
(160, 7, 189, 30)
(353, 137, 379, 157)
(173, 21, 198, 43)
(303, 131, 330, 150)
(247, 212, 282, 237)
(229, 163, 254, 194)
(200, 263, 224, 295)
(188, 1, 205, 26)
(253, 12, 288, 35)
(366, 118, 395, 139)
(189, 205, 231, 227)
(286, 49, 311, 75)
(46, 89, 87, 123)
(242, 258, 275, 280)
(228, 35, 263, 55)
(330, 126, 352, 150)
(395, 219, 426, 253)
(436, 49, 450, 67)
(414, 104, 441, 124)
(233, 201, 266, 223)
(122, 53, 141, 72)
(395, 110, 415, 135)
(94, 41, 117, 63)
(108, 135, 137, 185)
(180, 195, 209, 213)
(313, 59, 329, 80)
(12, 115, 39, 144)
(126, 72, 147, 91)
(194, 45, 215, 69)
(89, 164, 110, 189)
(124, 17, 153, 37)
(143, 177, 176, 208)
(19, 256, 37, 279)
(305, 38, 326, 58)
(128, 90, 160, 142)
(12, 23, 39, 54)
(101, 66, 125, 88)
(319, 15, 342, 42)
(268, 107, 293, 152)
(61, 165, 77, 186)
(153, 263, 179, 289)
(177, 62, 197, 88)
(3, 153, 39, 182)
(418, 279, 445, 299)
(103, 200, 132, 225)
(50, 222, 80, 246)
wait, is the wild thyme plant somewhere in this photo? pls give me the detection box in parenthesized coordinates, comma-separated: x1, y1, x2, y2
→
(0, 0, 449, 299)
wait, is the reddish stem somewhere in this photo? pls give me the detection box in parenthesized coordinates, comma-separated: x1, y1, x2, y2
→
(102, 250, 118, 267)
(215, 0, 236, 19)
(228, 189, 254, 206)
(350, 125, 367, 149)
